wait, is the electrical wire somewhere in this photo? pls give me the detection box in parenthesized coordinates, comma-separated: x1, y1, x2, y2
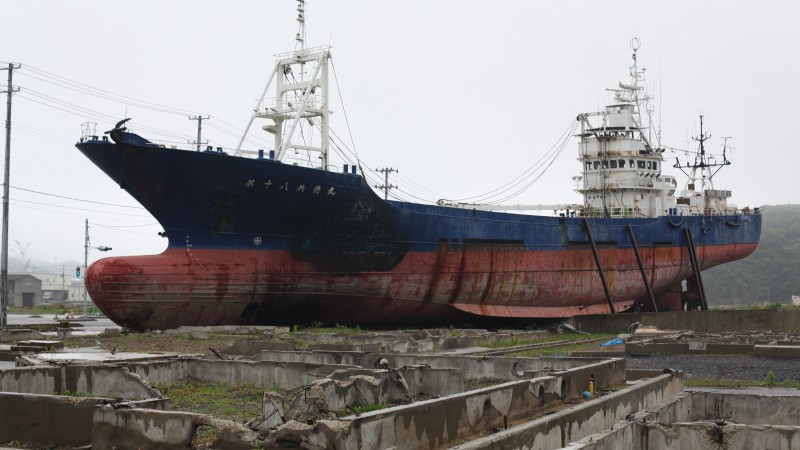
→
(3, 184, 143, 209)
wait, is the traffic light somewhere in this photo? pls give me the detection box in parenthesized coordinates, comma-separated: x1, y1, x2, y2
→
(75, 266, 81, 277)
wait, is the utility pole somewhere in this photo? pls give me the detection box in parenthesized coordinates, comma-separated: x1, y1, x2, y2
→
(1, 63, 20, 329)
(375, 167, 398, 200)
(189, 115, 210, 151)
(83, 219, 89, 317)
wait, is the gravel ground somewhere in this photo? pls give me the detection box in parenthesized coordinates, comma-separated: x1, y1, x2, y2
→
(626, 354, 800, 382)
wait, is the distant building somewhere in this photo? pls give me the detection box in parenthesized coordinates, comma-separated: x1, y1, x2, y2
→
(793, 295, 800, 306)
(7, 274, 43, 307)
(30, 271, 88, 304)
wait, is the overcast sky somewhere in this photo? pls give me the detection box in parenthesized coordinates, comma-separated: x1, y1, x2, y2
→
(1, 0, 798, 269)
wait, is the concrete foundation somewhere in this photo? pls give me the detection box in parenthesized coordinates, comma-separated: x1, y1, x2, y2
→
(92, 406, 259, 450)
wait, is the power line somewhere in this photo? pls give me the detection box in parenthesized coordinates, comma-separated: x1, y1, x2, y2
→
(2, 184, 143, 209)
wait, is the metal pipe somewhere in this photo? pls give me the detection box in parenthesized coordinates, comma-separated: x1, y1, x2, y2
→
(583, 218, 616, 313)
(626, 224, 658, 312)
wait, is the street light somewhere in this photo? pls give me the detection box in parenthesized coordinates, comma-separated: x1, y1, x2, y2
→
(82, 218, 112, 317)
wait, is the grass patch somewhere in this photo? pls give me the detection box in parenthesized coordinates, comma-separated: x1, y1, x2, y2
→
(159, 382, 266, 423)
(295, 323, 364, 335)
(482, 333, 615, 350)
(337, 403, 385, 416)
(8, 304, 68, 315)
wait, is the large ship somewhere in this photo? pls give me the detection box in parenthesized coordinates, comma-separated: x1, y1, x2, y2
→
(76, 5, 760, 330)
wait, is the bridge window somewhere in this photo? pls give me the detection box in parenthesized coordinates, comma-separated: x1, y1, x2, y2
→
(593, 161, 600, 169)
(647, 161, 652, 170)
(602, 160, 608, 169)
(586, 162, 592, 170)
(637, 160, 646, 169)
(653, 161, 658, 171)
(629, 159, 635, 167)
(618, 159, 626, 168)
(610, 160, 617, 168)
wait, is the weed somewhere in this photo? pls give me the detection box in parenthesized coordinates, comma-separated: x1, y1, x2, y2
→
(161, 382, 266, 423)
(337, 402, 385, 416)
(765, 371, 777, 386)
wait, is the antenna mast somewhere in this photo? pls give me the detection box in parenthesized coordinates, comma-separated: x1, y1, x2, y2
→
(296, 0, 306, 51)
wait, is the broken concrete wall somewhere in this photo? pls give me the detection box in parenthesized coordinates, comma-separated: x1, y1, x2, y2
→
(0, 393, 169, 448)
(327, 366, 464, 398)
(561, 390, 693, 449)
(322, 376, 564, 450)
(366, 354, 621, 384)
(92, 406, 259, 450)
(0, 392, 102, 447)
(0, 365, 160, 399)
(288, 375, 410, 420)
(126, 359, 359, 391)
(261, 350, 363, 365)
(457, 373, 684, 450)
(690, 390, 800, 426)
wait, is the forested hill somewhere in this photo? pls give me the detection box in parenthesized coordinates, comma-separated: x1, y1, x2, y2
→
(704, 204, 800, 305)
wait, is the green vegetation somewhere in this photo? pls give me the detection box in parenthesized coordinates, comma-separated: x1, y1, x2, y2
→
(159, 382, 266, 423)
(482, 333, 616, 350)
(337, 403, 385, 416)
(59, 389, 92, 397)
(295, 323, 363, 335)
(704, 204, 800, 306)
(685, 373, 800, 389)
(8, 303, 67, 315)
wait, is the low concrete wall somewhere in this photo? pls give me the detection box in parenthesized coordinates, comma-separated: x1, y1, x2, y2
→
(455, 373, 684, 450)
(626, 341, 754, 355)
(127, 359, 359, 391)
(560, 391, 693, 449)
(753, 345, 800, 358)
(327, 366, 464, 398)
(261, 351, 618, 384)
(0, 365, 160, 399)
(0, 392, 169, 448)
(343, 376, 563, 450)
(573, 310, 800, 333)
(261, 350, 364, 365)
(268, 361, 626, 450)
(0, 392, 102, 447)
(638, 422, 800, 449)
(92, 406, 259, 450)
(690, 389, 800, 426)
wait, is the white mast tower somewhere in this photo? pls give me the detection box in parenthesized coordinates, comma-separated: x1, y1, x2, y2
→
(236, 0, 332, 170)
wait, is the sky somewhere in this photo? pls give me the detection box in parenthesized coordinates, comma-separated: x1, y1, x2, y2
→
(1, 0, 798, 270)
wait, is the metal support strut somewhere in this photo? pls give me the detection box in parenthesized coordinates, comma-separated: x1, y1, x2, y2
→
(583, 218, 616, 314)
(626, 224, 658, 312)
(683, 228, 708, 311)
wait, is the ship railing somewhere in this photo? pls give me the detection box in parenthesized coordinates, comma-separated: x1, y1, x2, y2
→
(273, 45, 332, 60)
(259, 95, 322, 112)
(578, 207, 642, 218)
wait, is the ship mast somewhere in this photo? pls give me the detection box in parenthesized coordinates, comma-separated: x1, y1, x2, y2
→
(673, 115, 731, 195)
(236, 0, 331, 170)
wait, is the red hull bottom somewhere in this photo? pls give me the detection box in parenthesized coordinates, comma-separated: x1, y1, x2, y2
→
(85, 243, 757, 330)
